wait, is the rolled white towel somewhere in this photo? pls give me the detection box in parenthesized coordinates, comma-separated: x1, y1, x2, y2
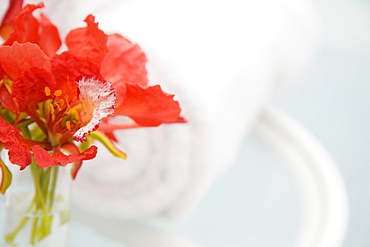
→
(22, 0, 321, 220)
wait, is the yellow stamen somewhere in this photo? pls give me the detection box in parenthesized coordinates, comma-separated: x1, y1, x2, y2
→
(54, 90, 62, 96)
(49, 104, 55, 115)
(64, 95, 70, 108)
(45, 87, 51, 96)
(66, 121, 71, 131)
(58, 99, 65, 106)
(54, 102, 62, 111)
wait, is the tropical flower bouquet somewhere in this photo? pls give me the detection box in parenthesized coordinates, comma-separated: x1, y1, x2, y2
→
(0, 1, 184, 246)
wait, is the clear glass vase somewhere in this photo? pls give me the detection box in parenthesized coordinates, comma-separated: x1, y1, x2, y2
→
(1, 156, 71, 247)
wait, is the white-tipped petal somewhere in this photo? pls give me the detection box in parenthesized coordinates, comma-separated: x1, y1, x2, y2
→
(73, 76, 116, 142)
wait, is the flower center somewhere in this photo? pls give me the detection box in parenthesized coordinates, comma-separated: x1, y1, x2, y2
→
(42, 87, 81, 144)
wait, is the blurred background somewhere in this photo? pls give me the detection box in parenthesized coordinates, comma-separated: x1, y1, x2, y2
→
(157, 0, 370, 246)
(276, 0, 370, 246)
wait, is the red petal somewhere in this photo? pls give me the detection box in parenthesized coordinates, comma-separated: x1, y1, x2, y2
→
(3, 3, 43, 46)
(51, 51, 102, 98)
(0, 42, 51, 80)
(66, 15, 108, 65)
(101, 34, 148, 87)
(0, 0, 23, 39)
(11, 68, 56, 114)
(114, 83, 182, 126)
(38, 13, 62, 56)
(60, 143, 83, 179)
(71, 161, 82, 179)
(0, 118, 32, 169)
(32, 145, 98, 169)
(0, 82, 18, 113)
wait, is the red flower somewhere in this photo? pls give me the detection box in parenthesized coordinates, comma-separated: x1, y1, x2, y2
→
(0, 0, 23, 40)
(0, 3, 184, 177)
(1, 2, 61, 56)
(65, 15, 184, 128)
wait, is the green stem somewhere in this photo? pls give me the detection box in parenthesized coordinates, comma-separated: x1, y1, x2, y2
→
(41, 168, 52, 195)
(30, 217, 38, 245)
(4, 217, 30, 244)
(30, 162, 47, 213)
(4, 194, 35, 243)
(48, 167, 59, 210)
(5, 164, 62, 245)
